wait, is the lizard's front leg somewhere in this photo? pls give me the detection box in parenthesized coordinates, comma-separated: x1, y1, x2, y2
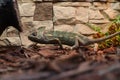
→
(44, 38, 64, 50)
(71, 36, 80, 50)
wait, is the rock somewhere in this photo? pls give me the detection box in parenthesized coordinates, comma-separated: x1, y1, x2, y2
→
(33, 0, 42, 2)
(21, 17, 33, 22)
(71, 2, 91, 7)
(6, 27, 20, 37)
(89, 9, 104, 20)
(33, 21, 53, 30)
(54, 6, 76, 20)
(108, 0, 117, 2)
(76, 7, 89, 23)
(104, 8, 119, 19)
(1, 27, 22, 37)
(74, 24, 97, 35)
(54, 2, 91, 7)
(22, 22, 34, 32)
(20, 33, 33, 47)
(54, 25, 74, 32)
(89, 19, 110, 24)
(19, 3, 35, 17)
(111, 2, 120, 10)
(93, 2, 108, 10)
(34, 2, 53, 21)
(54, 18, 76, 25)
(0, 37, 22, 46)
(21, 0, 33, 2)
(44, 0, 53, 1)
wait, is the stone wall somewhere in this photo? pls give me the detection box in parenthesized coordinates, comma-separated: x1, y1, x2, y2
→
(0, 0, 118, 46)
(18, 0, 120, 36)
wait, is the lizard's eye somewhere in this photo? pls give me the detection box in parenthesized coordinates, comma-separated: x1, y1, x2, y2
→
(32, 32, 37, 36)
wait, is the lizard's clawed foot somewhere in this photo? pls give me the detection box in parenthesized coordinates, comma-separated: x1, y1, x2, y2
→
(28, 43, 38, 49)
(71, 45, 79, 50)
(58, 44, 64, 50)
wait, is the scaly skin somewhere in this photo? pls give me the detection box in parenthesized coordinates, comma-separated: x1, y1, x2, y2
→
(28, 27, 120, 49)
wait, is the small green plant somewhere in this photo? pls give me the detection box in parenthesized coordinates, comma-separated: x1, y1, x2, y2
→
(92, 15, 120, 49)
(113, 15, 120, 24)
(86, 23, 102, 33)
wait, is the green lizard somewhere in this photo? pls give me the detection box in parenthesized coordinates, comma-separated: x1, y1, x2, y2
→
(28, 27, 120, 49)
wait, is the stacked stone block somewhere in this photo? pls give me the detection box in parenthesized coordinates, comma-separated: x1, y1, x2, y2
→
(18, 0, 120, 35)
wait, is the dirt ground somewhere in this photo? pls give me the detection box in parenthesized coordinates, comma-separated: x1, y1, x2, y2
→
(0, 44, 120, 80)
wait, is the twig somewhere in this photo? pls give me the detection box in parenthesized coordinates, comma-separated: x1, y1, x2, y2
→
(22, 47, 44, 57)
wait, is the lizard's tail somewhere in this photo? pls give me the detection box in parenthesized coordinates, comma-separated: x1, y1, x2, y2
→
(79, 31, 120, 46)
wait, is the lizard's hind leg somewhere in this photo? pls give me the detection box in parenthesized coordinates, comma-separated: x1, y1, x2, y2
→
(71, 36, 80, 50)
(72, 36, 89, 49)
